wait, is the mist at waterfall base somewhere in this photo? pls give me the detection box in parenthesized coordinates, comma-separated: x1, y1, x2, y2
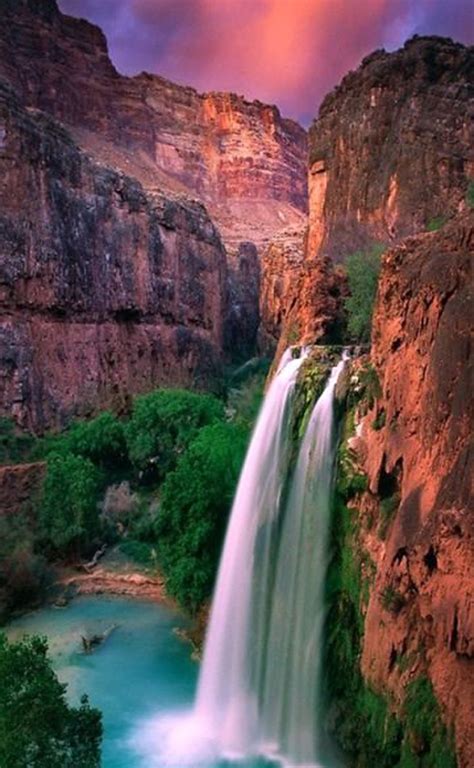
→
(135, 350, 347, 768)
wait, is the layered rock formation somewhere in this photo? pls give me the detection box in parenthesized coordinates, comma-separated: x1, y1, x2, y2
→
(0, 0, 308, 429)
(0, 81, 227, 431)
(0, 0, 307, 252)
(282, 36, 473, 347)
(342, 214, 473, 767)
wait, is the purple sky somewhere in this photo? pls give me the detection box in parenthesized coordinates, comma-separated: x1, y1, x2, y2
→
(58, 0, 474, 125)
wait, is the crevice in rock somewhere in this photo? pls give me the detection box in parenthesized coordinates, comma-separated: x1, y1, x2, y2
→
(423, 545, 437, 575)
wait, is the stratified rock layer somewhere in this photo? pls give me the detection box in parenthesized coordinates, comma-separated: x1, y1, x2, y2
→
(355, 214, 473, 767)
(284, 36, 473, 347)
(0, 83, 227, 430)
(0, 0, 307, 252)
(0, 0, 308, 428)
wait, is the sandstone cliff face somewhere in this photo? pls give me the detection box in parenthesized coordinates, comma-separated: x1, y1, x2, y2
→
(283, 36, 473, 347)
(0, 82, 227, 431)
(0, 0, 307, 253)
(0, 0, 308, 427)
(350, 215, 473, 766)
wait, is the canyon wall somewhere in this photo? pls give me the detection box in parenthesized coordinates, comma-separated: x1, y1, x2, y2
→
(0, 82, 227, 431)
(0, 0, 308, 429)
(331, 213, 473, 767)
(278, 36, 473, 347)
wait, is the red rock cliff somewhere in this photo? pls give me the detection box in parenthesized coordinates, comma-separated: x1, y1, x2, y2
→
(349, 214, 473, 767)
(0, 82, 227, 431)
(281, 36, 473, 347)
(0, 0, 308, 429)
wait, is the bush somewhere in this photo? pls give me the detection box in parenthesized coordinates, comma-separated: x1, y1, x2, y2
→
(154, 421, 248, 611)
(344, 245, 384, 343)
(0, 418, 37, 465)
(0, 516, 51, 618)
(39, 453, 102, 557)
(0, 633, 102, 767)
(125, 389, 225, 479)
(65, 412, 127, 469)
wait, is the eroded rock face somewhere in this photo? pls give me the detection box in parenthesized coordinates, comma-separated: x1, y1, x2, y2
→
(0, 0, 307, 253)
(0, 83, 227, 430)
(257, 227, 306, 354)
(284, 36, 473, 347)
(354, 215, 473, 767)
(0, 0, 308, 428)
(0, 461, 46, 518)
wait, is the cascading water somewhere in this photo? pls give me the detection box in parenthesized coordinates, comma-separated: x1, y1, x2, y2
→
(136, 350, 347, 768)
(195, 351, 347, 766)
(195, 349, 307, 758)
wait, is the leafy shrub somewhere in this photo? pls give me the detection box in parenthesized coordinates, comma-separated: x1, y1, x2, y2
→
(378, 492, 400, 540)
(0, 418, 37, 465)
(0, 633, 102, 768)
(65, 412, 127, 469)
(125, 389, 225, 478)
(380, 585, 405, 614)
(39, 453, 102, 557)
(372, 409, 386, 430)
(402, 677, 456, 768)
(344, 245, 384, 343)
(0, 516, 51, 619)
(154, 421, 248, 611)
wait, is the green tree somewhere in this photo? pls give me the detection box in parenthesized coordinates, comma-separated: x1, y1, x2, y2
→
(66, 412, 127, 469)
(155, 421, 248, 611)
(344, 245, 384, 343)
(39, 453, 102, 556)
(0, 515, 50, 619)
(0, 633, 102, 768)
(125, 389, 225, 479)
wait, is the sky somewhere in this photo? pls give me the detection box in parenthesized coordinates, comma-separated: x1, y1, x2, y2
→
(58, 0, 473, 125)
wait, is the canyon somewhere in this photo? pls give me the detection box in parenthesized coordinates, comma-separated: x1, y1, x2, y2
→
(0, 3, 472, 767)
(0, 0, 307, 430)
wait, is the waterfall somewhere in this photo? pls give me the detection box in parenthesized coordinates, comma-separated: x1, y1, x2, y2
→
(195, 348, 306, 757)
(194, 352, 347, 765)
(140, 350, 347, 768)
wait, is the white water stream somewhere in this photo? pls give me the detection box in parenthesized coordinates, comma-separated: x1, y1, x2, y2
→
(141, 350, 347, 768)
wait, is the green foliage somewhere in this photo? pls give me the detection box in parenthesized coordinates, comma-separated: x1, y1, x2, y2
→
(0, 418, 37, 465)
(118, 540, 158, 568)
(426, 216, 446, 232)
(343, 245, 384, 343)
(378, 492, 400, 540)
(125, 389, 224, 478)
(401, 677, 457, 768)
(467, 180, 474, 208)
(324, 410, 456, 768)
(286, 320, 300, 345)
(0, 515, 51, 619)
(227, 370, 267, 432)
(154, 421, 248, 612)
(337, 444, 368, 502)
(380, 585, 405, 614)
(39, 453, 102, 556)
(65, 412, 127, 469)
(372, 409, 386, 430)
(0, 633, 102, 767)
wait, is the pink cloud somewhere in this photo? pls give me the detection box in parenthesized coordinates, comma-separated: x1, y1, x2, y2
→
(59, 0, 474, 123)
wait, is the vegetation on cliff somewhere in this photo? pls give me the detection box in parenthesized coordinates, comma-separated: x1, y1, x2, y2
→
(323, 373, 457, 768)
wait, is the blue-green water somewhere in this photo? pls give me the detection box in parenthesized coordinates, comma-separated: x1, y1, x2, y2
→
(6, 596, 197, 767)
(5, 596, 277, 768)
